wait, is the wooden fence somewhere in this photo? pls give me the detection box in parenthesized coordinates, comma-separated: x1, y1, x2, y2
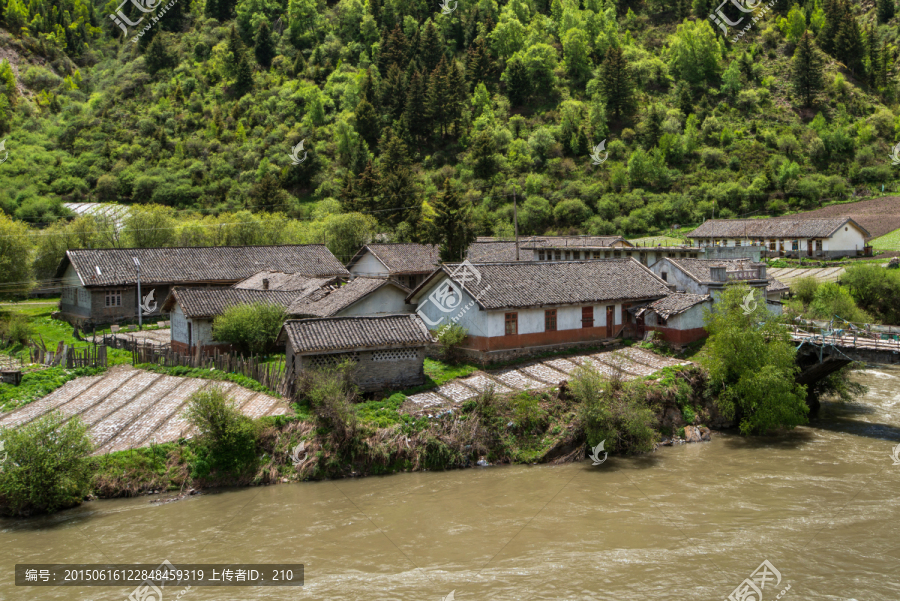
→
(130, 344, 293, 396)
(29, 340, 108, 369)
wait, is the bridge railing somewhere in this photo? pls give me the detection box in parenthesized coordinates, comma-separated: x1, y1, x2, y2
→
(789, 316, 900, 353)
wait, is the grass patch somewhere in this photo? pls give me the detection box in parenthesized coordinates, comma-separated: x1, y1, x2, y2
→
(871, 228, 900, 251)
(134, 363, 280, 396)
(628, 235, 687, 246)
(0, 366, 107, 412)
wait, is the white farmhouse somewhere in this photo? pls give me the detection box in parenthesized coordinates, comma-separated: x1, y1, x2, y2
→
(687, 218, 871, 258)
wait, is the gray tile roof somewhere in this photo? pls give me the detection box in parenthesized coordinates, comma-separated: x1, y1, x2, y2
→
(412, 259, 671, 310)
(288, 277, 409, 317)
(161, 287, 299, 318)
(348, 243, 440, 274)
(466, 241, 524, 262)
(661, 258, 765, 283)
(234, 271, 339, 294)
(687, 218, 870, 239)
(474, 236, 628, 249)
(635, 293, 711, 319)
(279, 314, 436, 354)
(767, 278, 789, 293)
(58, 245, 349, 287)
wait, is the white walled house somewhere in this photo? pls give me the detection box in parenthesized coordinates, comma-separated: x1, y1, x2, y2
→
(467, 236, 702, 266)
(407, 260, 673, 354)
(162, 288, 298, 355)
(346, 244, 440, 290)
(289, 277, 414, 318)
(687, 218, 871, 257)
(630, 293, 713, 344)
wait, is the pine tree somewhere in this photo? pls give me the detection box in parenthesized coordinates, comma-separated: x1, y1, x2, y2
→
(427, 57, 451, 137)
(792, 31, 825, 107)
(233, 53, 254, 97)
(879, 41, 892, 88)
(504, 58, 530, 105)
(355, 96, 381, 149)
(466, 37, 494, 89)
(834, 11, 864, 74)
(866, 25, 880, 88)
(380, 25, 409, 71)
(357, 160, 381, 209)
(378, 129, 419, 228)
(419, 21, 444, 74)
(470, 131, 498, 179)
(380, 63, 406, 122)
(251, 173, 290, 211)
(818, 0, 841, 54)
(431, 178, 476, 263)
(403, 71, 429, 142)
(339, 175, 358, 212)
(225, 25, 245, 78)
(254, 21, 276, 69)
(600, 46, 635, 121)
(877, 0, 895, 23)
(446, 60, 467, 135)
(144, 34, 174, 76)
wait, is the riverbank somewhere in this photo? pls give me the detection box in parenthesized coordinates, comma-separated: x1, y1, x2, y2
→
(88, 362, 724, 501)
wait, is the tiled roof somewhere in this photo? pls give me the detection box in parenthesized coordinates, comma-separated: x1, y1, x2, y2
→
(687, 218, 870, 239)
(161, 287, 299, 318)
(279, 314, 435, 354)
(348, 243, 441, 274)
(466, 241, 524, 262)
(661, 258, 765, 283)
(634, 293, 711, 319)
(767, 278, 789, 293)
(474, 236, 628, 248)
(411, 259, 671, 310)
(288, 277, 409, 317)
(234, 271, 339, 294)
(58, 245, 349, 287)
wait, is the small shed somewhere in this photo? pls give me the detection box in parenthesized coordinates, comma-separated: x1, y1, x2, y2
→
(631, 293, 713, 344)
(277, 314, 436, 391)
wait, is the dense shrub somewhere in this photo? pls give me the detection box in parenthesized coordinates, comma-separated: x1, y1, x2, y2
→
(185, 385, 260, 476)
(212, 302, 287, 355)
(434, 323, 468, 363)
(0, 412, 95, 516)
(296, 362, 359, 444)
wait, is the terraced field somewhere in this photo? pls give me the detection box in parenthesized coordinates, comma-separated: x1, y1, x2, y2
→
(0, 366, 289, 455)
(403, 347, 689, 412)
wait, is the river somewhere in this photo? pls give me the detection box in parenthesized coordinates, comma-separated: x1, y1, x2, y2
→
(2, 365, 899, 600)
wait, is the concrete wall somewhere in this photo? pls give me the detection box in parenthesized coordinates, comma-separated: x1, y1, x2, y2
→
(168, 304, 232, 355)
(338, 285, 413, 317)
(823, 224, 865, 255)
(349, 252, 389, 278)
(703, 246, 762, 261)
(295, 347, 427, 391)
(650, 259, 706, 295)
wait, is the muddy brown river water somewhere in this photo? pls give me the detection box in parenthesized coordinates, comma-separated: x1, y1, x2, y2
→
(2, 365, 899, 600)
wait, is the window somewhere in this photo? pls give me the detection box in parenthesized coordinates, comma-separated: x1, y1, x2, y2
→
(613, 251, 621, 258)
(658, 316, 668, 327)
(565, 251, 571, 260)
(505, 312, 518, 336)
(661, 272, 668, 282)
(538, 251, 545, 261)
(582, 306, 594, 328)
(105, 289, 122, 307)
(554, 251, 562, 261)
(592, 251, 600, 259)
(544, 309, 557, 332)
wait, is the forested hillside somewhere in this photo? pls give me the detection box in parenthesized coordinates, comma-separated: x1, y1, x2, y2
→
(1, 0, 900, 283)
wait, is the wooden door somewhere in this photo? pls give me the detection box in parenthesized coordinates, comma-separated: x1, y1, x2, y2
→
(807, 240, 813, 256)
(606, 306, 614, 337)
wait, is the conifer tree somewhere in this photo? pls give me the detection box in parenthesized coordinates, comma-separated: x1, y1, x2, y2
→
(834, 12, 864, 74)
(431, 178, 476, 263)
(225, 25, 245, 77)
(446, 60, 467, 135)
(357, 160, 381, 209)
(380, 64, 406, 122)
(427, 57, 451, 136)
(600, 46, 635, 121)
(419, 21, 444, 74)
(145, 34, 174, 75)
(877, 0, 895, 23)
(355, 96, 381, 149)
(233, 53, 254, 97)
(792, 31, 825, 107)
(380, 25, 409, 71)
(254, 21, 276, 69)
(504, 58, 530, 105)
(339, 175, 358, 212)
(403, 71, 429, 142)
(293, 51, 306, 77)
(470, 131, 499, 179)
(378, 129, 419, 228)
(466, 37, 494, 89)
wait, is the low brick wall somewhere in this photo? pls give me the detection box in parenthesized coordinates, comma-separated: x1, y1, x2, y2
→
(299, 347, 427, 392)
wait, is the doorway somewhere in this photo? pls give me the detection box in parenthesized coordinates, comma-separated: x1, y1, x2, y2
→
(606, 306, 615, 337)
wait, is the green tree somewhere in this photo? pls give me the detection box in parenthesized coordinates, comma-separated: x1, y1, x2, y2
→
(0, 59, 16, 106)
(430, 178, 475, 262)
(0, 212, 33, 299)
(470, 130, 499, 179)
(841, 264, 900, 324)
(0, 412, 94, 516)
(502, 56, 530, 105)
(323, 211, 377, 262)
(254, 21, 276, 68)
(703, 285, 809, 434)
(877, 0, 895, 23)
(212, 302, 288, 355)
(124, 204, 177, 248)
(599, 46, 634, 121)
(144, 34, 175, 75)
(184, 386, 259, 475)
(792, 31, 825, 107)
(233, 53, 254, 97)
(668, 19, 721, 87)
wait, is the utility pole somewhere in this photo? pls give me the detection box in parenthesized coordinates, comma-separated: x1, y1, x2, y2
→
(132, 256, 142, 330)
(513, 191, 519, 261)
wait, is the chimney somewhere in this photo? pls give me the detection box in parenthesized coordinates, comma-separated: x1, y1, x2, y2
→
(262, 278, 269, 290)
